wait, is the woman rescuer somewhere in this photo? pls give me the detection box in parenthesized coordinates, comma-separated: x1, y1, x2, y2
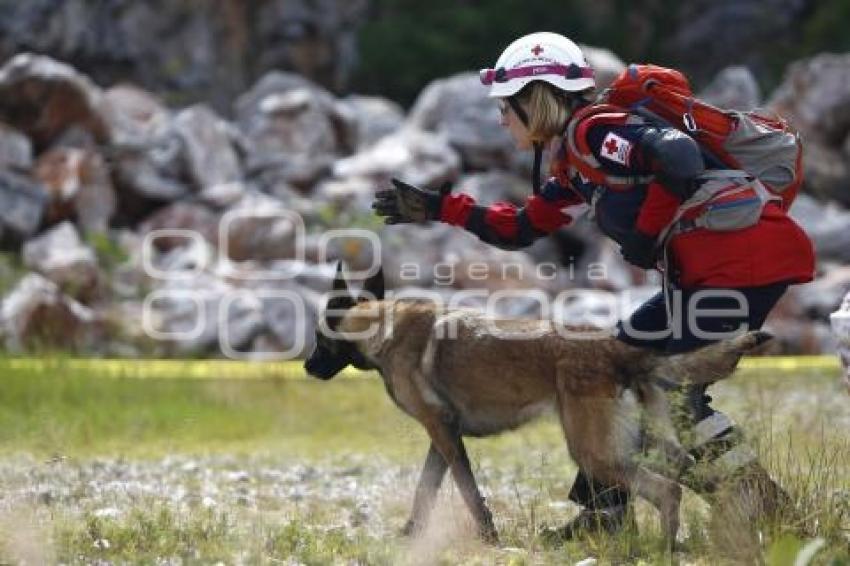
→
(372, 32, 815, 539)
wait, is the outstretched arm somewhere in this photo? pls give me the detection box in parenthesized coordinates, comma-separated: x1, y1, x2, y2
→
(439, 179, 587, 250)
(373, 177, 586, 251)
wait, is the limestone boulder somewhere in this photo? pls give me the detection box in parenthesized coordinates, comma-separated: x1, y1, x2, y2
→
(332, 128, 461, 189)
(797, 142, 850, 207)
(1, 272, 101, 352)
(100, 84, 172, 148)
(338, 95, 405, 150)
(769, 53, 850, 146)
(796, 265, 850, 320)
(0, 0, 368, 112)
(21, 221, 100, 301)
(769, 53, 850, 205)
(238, 278, 321, 360)
(235, 71, 355, 190)
(406, 73, 514, 172)
(579, 44, 627, 90)
(173, 104, 242, 191)
(34, 148, 117, 232)
(101, 85, 190, 212)
(379, 222, 562, 296)
(0, 123, 33, 172)
(137, 202, 220, 251)
(220, 191, 302, 262)
(788, 193, 850, 263)
(0, 53, 108, 148)
(144, 272, 248, 355)
(698, 66, 761, 111)
(0, 170, 47, 244)
(110, 137, 189, 211)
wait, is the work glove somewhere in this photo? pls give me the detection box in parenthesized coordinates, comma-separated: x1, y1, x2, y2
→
(620, 230, 659, 269)
(371, 178, 452, 224)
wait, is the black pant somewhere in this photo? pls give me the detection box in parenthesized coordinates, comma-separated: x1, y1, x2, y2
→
(568, 282, 789, 510)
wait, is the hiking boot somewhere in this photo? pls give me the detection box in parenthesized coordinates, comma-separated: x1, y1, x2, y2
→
(540, 505, 633, 543)
(678, 408, 792, 520)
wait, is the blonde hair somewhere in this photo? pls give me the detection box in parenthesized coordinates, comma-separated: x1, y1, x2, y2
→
(515, 83, 595, 143)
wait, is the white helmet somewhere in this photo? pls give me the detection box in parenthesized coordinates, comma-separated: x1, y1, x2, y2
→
(480, 32, 595, 98)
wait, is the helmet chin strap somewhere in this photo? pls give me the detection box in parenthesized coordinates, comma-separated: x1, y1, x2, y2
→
(531, 142, 543, 196)
(507, 96, 543, 195)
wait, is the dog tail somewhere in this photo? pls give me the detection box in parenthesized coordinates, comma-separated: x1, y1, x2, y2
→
(646, 330, 773, 386)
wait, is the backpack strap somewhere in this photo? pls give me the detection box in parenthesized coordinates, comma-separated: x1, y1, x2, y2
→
(564, 104, 656, 188)
(629, 105, 737, 172)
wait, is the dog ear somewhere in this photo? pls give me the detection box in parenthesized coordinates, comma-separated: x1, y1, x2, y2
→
(332, 261, 350, 294)
(326, 261, 355, 331)
(362, 266, 384, 301)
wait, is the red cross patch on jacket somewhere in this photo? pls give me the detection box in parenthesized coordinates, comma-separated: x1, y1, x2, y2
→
(600, 132, 633, 166)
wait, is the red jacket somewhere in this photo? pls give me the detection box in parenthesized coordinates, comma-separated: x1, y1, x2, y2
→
(440, 111, 815, 289)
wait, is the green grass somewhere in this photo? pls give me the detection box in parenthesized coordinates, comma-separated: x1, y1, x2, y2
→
(55, 507, 234, 563)
(0, 359, 428, 460)
(0, 357, 848, 564)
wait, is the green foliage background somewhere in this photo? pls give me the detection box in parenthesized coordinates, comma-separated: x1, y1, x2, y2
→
(352, 0, 850, 106)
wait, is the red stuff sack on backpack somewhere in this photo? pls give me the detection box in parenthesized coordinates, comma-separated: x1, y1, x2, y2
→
(603, 64, 803, 210)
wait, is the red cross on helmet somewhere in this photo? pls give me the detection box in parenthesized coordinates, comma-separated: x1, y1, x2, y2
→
(479, 32, 596, 98)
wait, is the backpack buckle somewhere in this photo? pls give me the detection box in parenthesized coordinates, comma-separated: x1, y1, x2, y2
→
(681, 96, 700, 132)
(675, 217, 698, 234)
(683, 111, 697, 132)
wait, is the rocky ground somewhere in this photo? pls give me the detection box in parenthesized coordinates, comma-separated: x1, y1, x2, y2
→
(0, 47, 849, 360)
(0, 350, 846, 563)
(0, 453, 415, 564)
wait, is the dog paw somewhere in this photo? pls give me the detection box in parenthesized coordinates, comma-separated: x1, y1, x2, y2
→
(399, 519, 419, 538)
(538, 525, 569, 548)
(479, 525, 500, 546)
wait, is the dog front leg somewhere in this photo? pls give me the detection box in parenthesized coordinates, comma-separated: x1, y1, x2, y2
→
(425, 420, 499, 544)
(402, 442, 448, 536)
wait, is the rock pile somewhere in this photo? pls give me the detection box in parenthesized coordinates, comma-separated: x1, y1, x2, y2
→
(0, 0, 369, 113)
(0, 49, 846, 358)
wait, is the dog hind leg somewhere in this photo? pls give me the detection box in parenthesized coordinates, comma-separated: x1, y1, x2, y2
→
(552, 386, 635, 540)
(631, 466, 682, 546)
(402, 442, 448, 536)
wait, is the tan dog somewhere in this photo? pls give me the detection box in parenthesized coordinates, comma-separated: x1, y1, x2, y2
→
(304, 265, 770, 543)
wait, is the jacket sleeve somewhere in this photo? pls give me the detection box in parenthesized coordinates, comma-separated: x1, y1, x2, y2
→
(635, 127, 705, 237)
(439, 178, 587, 250)
(638, 127, 705, 199)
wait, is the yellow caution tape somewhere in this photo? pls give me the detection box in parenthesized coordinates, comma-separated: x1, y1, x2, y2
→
(0, 357, 367, 380)
(739, 355, 841, 371)
(0, 355, 839, 380)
